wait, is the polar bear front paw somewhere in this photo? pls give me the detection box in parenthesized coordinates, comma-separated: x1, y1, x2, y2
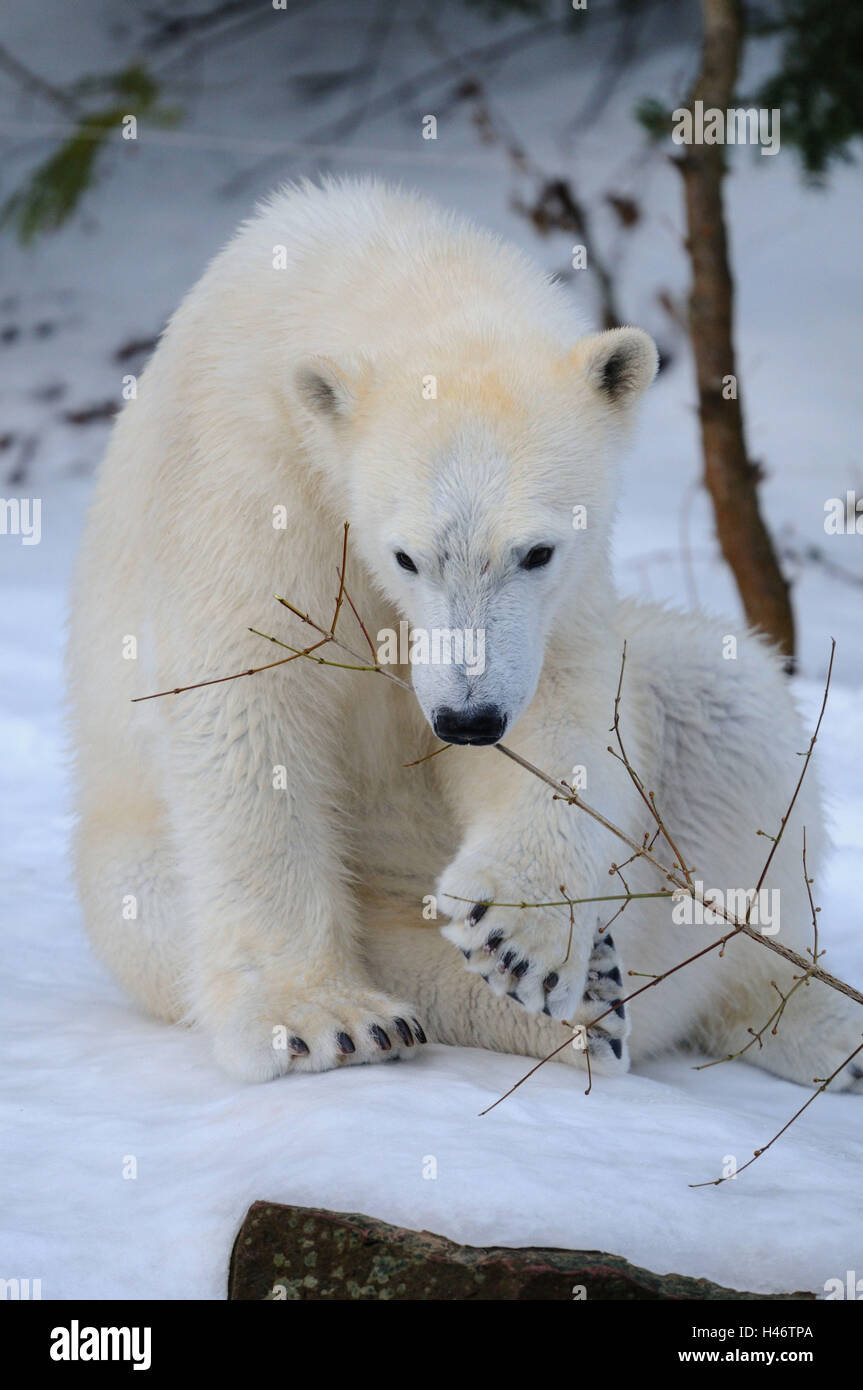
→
(208, 982, 427, 1082)
(437, 849, 592, 1019)
(561, 929, 631, 1077)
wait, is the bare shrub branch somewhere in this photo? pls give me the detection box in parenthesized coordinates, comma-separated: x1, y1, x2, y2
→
(130, 526, 863, 1175)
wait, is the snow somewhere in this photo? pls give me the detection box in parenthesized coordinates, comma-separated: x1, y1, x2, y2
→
(1, 1, 861, 1300)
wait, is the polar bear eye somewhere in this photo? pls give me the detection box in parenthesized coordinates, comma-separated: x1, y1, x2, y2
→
(521, 545, 554, 571)
(395, 550, 418, 574)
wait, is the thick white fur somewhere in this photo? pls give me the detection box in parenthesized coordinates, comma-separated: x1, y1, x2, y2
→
(67, 179, 863, 1089)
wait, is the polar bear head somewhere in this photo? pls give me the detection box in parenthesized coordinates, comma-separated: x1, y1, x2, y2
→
(295, 326, 657, 745)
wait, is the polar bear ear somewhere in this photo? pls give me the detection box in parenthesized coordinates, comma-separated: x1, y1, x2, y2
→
(294, 357, 359, 423)
(572, 327, 658, 406)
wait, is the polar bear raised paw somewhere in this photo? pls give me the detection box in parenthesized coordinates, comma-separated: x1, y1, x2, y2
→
(437, 848, 592, 1019)
(561, 929, 631, 1078)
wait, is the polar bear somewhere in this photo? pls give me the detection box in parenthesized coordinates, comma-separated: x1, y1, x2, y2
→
(68, 179, 863, 1090)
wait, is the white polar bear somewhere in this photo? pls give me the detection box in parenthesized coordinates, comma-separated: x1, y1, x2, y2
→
(68, 179, 863, 1090)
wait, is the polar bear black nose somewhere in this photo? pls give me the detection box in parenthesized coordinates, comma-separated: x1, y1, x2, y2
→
(432, 705, 507, 746)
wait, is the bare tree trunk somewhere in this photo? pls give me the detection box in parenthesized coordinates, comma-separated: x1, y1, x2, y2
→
(679, 0, 795, 666)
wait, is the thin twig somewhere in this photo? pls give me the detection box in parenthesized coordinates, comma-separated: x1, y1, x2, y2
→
(689, 1039, 863, 1188)
(608, 642, 695, 886)
(130, 529, 862, 1173)
(329, 522, 350, 635)
(130, 638, 330, 702)
(443, 890, 673, 910)
(692, 973, 811, 1072)
(479, 912, 770, 1116)
(249, 627, 378, 673)
(803, 826, 820, 967)
(749, 641, 836, 919)
(403, 744, 451, 769)
(133, 547, 860, 1011)
(693, 826, 824, 1073)
(341, 582, 377, 660)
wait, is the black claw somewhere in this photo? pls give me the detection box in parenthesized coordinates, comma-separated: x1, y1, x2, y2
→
(543, 971, 559, 992)
(461, 948, 472, 959)
(609, 1037, 623, 1060)
(507, 990, 523, 1003)
(500, 949, 516, 969)
(602, 966, 622, 986)
(412, 1018, 427, 1044)
(469, 902, 489, 925)
(289, 1036, 309, 1056)
(614, 1002, 626, 1020)
(394, 1017, 414, 1046)
(336, 1032, 355, 1055)
(603, 933, 615, 949)
(485, 928, 504, 950)
(511, 959, 529, 980)
(480, 974, 490, 983)
(370, 1024, 391, 1051)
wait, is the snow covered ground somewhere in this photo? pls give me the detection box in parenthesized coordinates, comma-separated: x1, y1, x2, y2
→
(1, 1, 861, 1299)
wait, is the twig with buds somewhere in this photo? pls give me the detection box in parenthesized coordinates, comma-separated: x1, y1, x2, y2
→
(134, 528, 862, 1014)
(131, 524, 863, 1171)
